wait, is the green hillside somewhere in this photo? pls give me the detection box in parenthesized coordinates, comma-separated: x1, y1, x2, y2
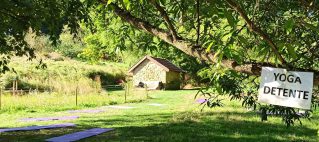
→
(1, 56, 127, 94)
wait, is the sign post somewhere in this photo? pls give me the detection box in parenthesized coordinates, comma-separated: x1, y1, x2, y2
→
(258, 67, 313, 110)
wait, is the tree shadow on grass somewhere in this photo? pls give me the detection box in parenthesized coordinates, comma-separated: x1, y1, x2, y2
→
(0, 128, 79, 142)
(76, 112, 318, 142)
(0, 111, 317, 142)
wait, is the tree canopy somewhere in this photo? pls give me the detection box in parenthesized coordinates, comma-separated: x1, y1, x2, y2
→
(101, 0, 319, 78)
(0, 0, 90, 71)
(1, 0, 319, 126)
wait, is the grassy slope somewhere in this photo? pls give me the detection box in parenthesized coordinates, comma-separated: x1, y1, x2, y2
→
(0, 90, 318, 142)
(2, 57, 127, 94)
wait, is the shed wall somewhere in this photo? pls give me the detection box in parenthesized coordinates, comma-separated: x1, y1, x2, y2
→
(132, 59, 167, 86)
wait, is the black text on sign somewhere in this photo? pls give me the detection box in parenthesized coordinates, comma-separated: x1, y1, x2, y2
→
(258, 67, 313, 110)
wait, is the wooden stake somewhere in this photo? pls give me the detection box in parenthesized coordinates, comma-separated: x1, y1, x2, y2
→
(0, 87, 2, 110)
(15, 80, 18, 93)
(145, 84, 149, 99)
(75, 86, 78, 106)
(128, 82, 130, 96)
(124, 83, 127, 103)
(12, 80, 15, 95)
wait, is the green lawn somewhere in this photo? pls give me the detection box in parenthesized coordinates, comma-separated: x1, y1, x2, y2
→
(0, 90, 318, 142)
(0, 90, 146, 113)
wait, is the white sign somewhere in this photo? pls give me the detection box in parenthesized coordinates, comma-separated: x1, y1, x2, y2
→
(258, 67, 313, 110)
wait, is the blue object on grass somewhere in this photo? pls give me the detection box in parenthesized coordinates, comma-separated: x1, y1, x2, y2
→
(0, 123, 75, 133)
(46, 128, 114, 142)
(196, 98, 207, 104)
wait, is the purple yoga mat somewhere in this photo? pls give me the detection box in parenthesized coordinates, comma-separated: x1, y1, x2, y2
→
(196, 98, 207, 104)
(46, 128, 114, 142)
(0, 123, 75, 133)
(20, 116, 79, 122)
(67, 109, 105, 114)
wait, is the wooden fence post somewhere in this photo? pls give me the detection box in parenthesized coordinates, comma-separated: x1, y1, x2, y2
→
(0, 86, 2, 110)
(94, 75, 101, 93)
(75, 86, 78, 106)
(124, 83, 127, 103)
(145, 84, 149, 99)
(12, 80, 15, 95)
(12, 79, 18, 96)
(15, 79, 18, 94)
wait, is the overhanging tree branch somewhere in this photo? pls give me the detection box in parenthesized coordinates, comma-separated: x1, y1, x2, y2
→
(100, 2, 319, 85)
(226, 0, 289, 67)
(108, 3, 255, 72)
(149, 0, 179, 41)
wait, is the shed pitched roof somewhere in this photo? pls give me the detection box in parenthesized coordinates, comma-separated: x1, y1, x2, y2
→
(128, 56, 185, 73)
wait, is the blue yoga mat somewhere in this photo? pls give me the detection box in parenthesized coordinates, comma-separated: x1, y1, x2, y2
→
(0, 123, 75, 133)
(46, 128, 114, 142)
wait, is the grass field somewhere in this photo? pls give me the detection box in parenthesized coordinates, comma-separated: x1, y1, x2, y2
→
(0, 90, 318, 142)
(0, 90, 146, 113)
(2, 57, 127, 95)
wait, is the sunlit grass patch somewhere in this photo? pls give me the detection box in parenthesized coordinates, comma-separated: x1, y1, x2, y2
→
(0, 90, 318, 142)
(0, 90, 149, 113)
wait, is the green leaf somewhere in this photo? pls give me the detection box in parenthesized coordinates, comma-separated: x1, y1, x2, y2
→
(216, 85, 223, 94)
(96, 4, 104, 10)
(224, 9, 236, 29)
(107, 0, 115, 5)
(304, 22, 319, 33)
(286, 44, 298, 59)
(218, 52, 224, 63)
(237, 36, 248, 45)
(232, 53, 242, 63)
(256, 46, 269, 60)
(213, 49, 222, 61)
(123, 0, 131, 10)
(206, 41, 214, 52)
(159, 0, 166, 5)
(222, 32, 232, 43)
(284, 19, 294, 34)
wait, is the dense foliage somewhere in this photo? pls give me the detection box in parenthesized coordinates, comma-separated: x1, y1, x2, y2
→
(1, 0, 319, 126)
(93, 0, 319, 126)
(80, 7, 207, 81)
(0, 0, 90, 72)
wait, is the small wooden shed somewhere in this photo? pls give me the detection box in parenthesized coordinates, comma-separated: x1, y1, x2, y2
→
(128, 56, 185, 90)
